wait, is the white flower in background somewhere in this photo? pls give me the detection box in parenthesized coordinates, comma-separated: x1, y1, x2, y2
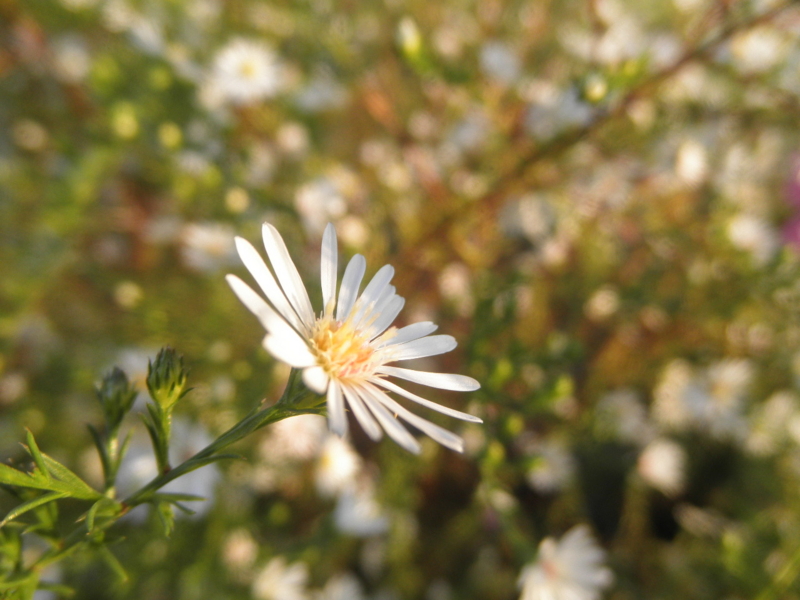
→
(637, 438, 686, 497)
(595, 389, 653, 446)
(746, 391, 800, 456)
(525, 439, 575, 494)
(50, 36, 91, 83)
(180, 222, 237, 272)
(727, 213, 779, 266)
(205, 38, 282, 106)
(315, 435, 362, 498)
(295, 178, 347, 237)
(480, 40, 521, 85)
(315, 572, 366, 600)
(518, 525, 613, 600)
(334, 482, 389, 537)
(259, 413, 327, 462)
(252, 557, 309, 600)
(226, 223, 482, 454)
(653, 359, 752, 440)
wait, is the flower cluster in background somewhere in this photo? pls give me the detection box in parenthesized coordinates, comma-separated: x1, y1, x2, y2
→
(3, 0, 800, 598)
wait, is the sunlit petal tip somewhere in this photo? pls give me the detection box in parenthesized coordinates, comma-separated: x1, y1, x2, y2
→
(262, 335, 316, 369)
(302, 366, 330, 394)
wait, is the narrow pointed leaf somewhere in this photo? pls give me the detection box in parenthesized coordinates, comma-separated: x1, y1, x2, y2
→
(40, 455, 101, 500)
(24, 430, 49, 482)
(0, 491, 68, 527)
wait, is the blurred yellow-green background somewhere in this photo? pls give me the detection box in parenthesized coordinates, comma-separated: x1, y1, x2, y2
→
(3, 0, 800, 598)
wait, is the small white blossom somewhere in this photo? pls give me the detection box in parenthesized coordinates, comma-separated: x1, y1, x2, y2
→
(637, 438, 686, 497)
(334, 482, 389, 537)
(252, 557, 309, 600)
(518, 525, 613, 600)
(204, 39, 283, 107)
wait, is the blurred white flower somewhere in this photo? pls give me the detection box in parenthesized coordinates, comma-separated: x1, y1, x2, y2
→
(480, 41, 521, 85)
(675, 139, 708, 187)
(525, 439, 575, 494)
(747, 391, 800, 456)
(595, 389, 654, 445)
(524, 84, 593, 141)
(518, 525, 613, 600)
(296, 71, 349, 112)
(334, 482, 389, 537)
(653, 359, 753, 440)
(204, 38, 283, 106)
(730, 27, 790, 74)
(259, 414, 328, 462)
(315, 435, 362, 498)
(637, 438, 686, 497)
(295, 178, 347, 237)
(315, 572, 366, 600)
(252, 557, 309, 600)
(227, 223, 482, 454)
(180, 222, 237, 272)
(727, 213, 779, 266)
(50, 36, 91, 83)
(222, 528, 258, 577)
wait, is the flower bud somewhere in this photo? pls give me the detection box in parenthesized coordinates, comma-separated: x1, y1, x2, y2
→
(146, 347, 189, 411)
(96, 367, 137, 430)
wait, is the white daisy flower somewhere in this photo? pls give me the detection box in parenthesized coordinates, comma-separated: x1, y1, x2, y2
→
(206, 38, 282, 106)
(518, 525, 613, 600)
(226, 222, 482, 454)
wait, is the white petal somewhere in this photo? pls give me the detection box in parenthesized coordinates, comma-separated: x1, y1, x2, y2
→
(337, 254, 366, 321)
(341, 385, 382, 441)
(263, 334, 316, 368)
(327, 382, 347, 437)
(377, 366, 480, 391)
(371, 377, 483, 423)
(358, 388, 421, 454)
(351, 265, 394, 322)
(302, 365, 329, 394)
(385, 335, 457, 361)
(362, 382, 464, 452)
(374, 321, 438, 349)
(262, 223, 315, 328)
(320, 223, 338, 314)
(226, 275, 308, 345)
(233, 237, 305, 333)
(355, 285, 396, 329)
(367, 296, 405, 338)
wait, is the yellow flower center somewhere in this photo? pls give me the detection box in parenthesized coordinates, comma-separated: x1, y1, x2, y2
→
(309, 316, 376, 381)
(239, 60, 258, 80)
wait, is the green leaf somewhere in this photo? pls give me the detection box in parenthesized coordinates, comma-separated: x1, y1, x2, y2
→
(0, 491, 68, 527)
(24, 430, 49, 483)
(0, 463, 44, 489)
(40, 454, 101, 500)
(86, 497, 122, 532)
(155, 501, 174, 537)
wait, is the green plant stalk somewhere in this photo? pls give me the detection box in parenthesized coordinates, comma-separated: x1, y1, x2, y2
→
(31, 371, 324, 572)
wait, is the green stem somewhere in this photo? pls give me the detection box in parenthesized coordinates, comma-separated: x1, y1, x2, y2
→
(32, 371, 324, 571)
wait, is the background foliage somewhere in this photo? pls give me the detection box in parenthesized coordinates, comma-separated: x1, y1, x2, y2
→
(3, 0, 800, 598)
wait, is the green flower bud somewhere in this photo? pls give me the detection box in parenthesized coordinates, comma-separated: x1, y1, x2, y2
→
(146, 348, 189, 411)
(96, 367, 137, 431)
